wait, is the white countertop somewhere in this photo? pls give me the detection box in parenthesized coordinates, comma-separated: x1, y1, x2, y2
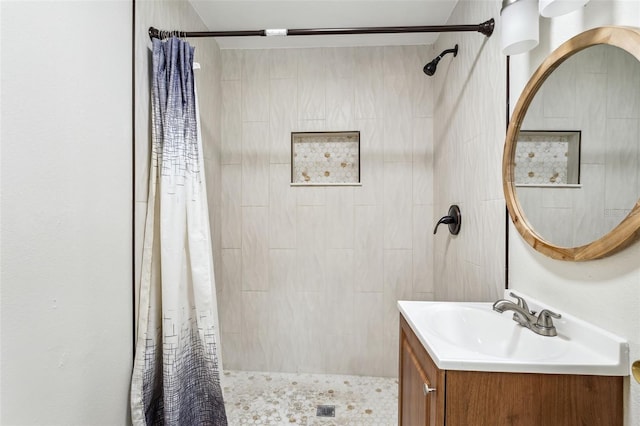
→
(398, 294, 629, 376)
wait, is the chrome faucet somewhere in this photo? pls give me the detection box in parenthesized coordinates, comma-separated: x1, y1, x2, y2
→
(492, 292, 561, 337)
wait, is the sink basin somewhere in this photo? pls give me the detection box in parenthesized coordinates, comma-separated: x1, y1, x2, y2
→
(421, 303, 568, 361)
(398, 294, 629, 375)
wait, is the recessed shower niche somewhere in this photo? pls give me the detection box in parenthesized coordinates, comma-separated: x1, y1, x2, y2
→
(291, 131, 361, 186)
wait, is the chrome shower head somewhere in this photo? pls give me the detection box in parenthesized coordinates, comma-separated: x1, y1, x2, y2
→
(423, 44, 459, 76)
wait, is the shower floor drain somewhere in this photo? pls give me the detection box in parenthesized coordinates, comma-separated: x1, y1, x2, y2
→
(316, 405, 335, 417)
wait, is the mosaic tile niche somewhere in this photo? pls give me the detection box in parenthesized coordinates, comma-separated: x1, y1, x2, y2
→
(515, 131, 581, 186)
(291, 131, 360, 185)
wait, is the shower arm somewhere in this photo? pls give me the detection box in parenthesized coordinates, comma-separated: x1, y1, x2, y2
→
(148, 18, 494, 40)
(436, 47, 458, 60)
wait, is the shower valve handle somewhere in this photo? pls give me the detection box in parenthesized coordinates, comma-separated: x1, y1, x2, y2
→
(433, 216, 455, 234)
(433, 205, 461, 235)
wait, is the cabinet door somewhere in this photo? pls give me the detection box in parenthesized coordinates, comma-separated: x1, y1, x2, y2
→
(446, 370, 623, 426)
(399, 317, 444, 426)
(400, 338, 433, 425)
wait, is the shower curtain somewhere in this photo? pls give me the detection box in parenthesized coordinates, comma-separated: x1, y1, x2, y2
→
(131, 37, 227, 426)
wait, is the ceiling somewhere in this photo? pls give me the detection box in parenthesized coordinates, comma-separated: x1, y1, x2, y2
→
(189, 0, 460, 49)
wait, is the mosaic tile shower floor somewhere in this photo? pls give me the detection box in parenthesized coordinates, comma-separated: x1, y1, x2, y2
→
(222, 370, 398, 425)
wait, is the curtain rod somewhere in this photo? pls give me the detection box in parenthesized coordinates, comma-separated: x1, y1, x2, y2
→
(148, 18, 494, 40)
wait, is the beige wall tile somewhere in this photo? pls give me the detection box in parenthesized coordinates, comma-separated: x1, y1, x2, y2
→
(221, 50, 242, 81)
(269, 48, 298, 80)
(221, 164, 242, 248)
(326, 78, 355, 130)
(413, 205, 434, 294)
(269, 79, 297, 164)
(383, 162, 413, 249)
(354, 205, 384, 293)
(269, 164, 297, 248)
(354, 119, 384, 206)
(242, 207, 269, 291)
(220, 45, 435, 376)
(240, 291, 270, 371)
(326, 187, 355, 249)
(220, 249, 242, 333)
(351, 292, 385, 376)
(242, 122, 270, 206)
(221, 80, 242, 164)
(354, 47, 384, 120)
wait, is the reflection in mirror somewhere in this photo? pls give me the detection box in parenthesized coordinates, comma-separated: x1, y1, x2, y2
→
(515, 45, 640, 248)
(503, 26, 640, 260)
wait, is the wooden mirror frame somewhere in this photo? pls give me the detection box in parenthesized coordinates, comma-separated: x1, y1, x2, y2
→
(503, 26, 640, 261)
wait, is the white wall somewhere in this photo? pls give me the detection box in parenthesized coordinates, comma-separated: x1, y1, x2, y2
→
(433, 1, 507, 302)
(507, 1, 640, 424)
(219, 45, 435, 377)
(1, 2, 133, 424)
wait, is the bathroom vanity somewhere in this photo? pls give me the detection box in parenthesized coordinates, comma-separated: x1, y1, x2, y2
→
(398, 297, 628, 426)
(396, 24, 640, 426)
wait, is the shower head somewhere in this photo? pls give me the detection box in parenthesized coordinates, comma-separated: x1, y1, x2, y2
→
(423, 44, 459, 76)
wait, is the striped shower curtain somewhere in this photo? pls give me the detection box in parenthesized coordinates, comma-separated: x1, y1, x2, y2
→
(130, 37, 227, 426)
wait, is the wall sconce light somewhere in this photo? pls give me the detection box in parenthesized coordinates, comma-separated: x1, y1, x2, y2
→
(539, 0, 589, 17)
(501, 0, 590, 55)
(501, 0, 540, 56)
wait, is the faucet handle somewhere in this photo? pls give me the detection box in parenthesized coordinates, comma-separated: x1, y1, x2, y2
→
(536, 309, 561, 328)
(509, 292, 531, 313)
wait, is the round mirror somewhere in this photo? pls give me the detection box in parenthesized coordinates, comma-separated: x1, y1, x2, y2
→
(503, 26, 640, 261)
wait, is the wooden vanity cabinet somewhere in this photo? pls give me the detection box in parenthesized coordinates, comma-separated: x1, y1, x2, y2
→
(399, 315, 445, 425)
(399, 315, 623, 426)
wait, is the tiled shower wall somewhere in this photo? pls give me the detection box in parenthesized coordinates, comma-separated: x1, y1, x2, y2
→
(432, 1, 507, 302)
(219, 45, 436, 377)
